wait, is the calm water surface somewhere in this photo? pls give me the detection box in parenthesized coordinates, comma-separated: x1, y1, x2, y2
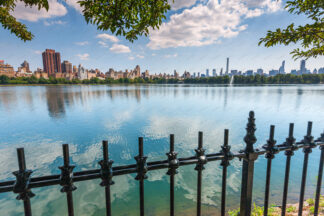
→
(0, 84, 323, 216)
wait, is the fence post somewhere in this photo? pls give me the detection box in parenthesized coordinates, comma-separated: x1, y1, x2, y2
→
(59, 144, 77, 216)
(99, 140, 114, 216)
(135, 137, 147, 216)
(298, 122, 316, 216)
(281, 123, 296, 216)
(166, 134, 179, 216)
(263, 125, 278, 216)
(314, 131, 324, 216)
(220, 129, 233, 216)
(195, 131, 207, 216)
(240, 111, 258, 216)
(13, 148, 35, 216)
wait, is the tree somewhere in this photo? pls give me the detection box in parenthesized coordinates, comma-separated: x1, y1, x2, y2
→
(259, 0, 324, 59)
(0, 75, 9, 84)
(27, 75, 38, 84)
(0, 0, 171, 42)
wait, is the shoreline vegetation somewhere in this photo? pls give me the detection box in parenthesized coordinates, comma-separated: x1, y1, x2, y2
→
(228, 197, 324, 216)
(0, 74, 324, 85)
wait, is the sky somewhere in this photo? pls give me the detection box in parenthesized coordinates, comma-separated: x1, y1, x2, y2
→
(0, 0, 323, 75)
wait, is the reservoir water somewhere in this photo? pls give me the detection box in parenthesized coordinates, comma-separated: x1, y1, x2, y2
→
(0, 84, 323, 215)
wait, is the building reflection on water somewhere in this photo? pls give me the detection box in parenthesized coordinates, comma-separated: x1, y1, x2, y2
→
(0, 85, 322, 119)
(46, 87, 66, 118)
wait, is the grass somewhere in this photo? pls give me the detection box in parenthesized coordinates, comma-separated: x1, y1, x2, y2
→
(228, 195, 324, 215)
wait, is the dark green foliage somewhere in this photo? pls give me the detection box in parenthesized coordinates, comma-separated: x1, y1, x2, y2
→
(0, 75, 9, 84)
(80, 0, 171, 42)
(0, 74, 323, 85)
(1, 0, 171, 42)
(184, 76, 230, 84)
(259, 0, 324, 59)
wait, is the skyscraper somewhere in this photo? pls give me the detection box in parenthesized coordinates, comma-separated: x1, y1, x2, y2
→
(61, 60, 72, 73)
(225, 57, 229, 75)
(212, 69, 216, 77)
(206, 69, 209, 77)
(279, 60, 285, 74)
(42, 49, 62, 76)
(300, 60, 306, 74)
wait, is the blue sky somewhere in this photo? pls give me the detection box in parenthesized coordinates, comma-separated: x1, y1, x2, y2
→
(0, 0, 323, 75)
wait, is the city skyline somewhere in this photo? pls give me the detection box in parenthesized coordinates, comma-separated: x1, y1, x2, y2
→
(1, 50, 323, 78)
(1, 0, 324, 74)
(2, 50, 323, 82)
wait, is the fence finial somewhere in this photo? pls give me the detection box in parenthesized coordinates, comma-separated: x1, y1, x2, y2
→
(220, 129, 234, 167)
(135, 137, 148, 181)
(59, 144, 77, 193)
(13, 148, 35, 201)
(263, 125, 278, 159)
(244, 111, 257, 154)
(99, 140, 114, 187)
(195, 132, 207, 171)
(240, 111, 258, 216)
(167, 134, 179, 175)
(303, 122, 316, 153)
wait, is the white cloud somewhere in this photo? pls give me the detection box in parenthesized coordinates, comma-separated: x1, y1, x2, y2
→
(152, 53, 156, 56)
(129, 56, 135, 60)
(96, 33, 119, 42)
(110, 44, 131, 53)
(98, 41, 109, 48)
(147, 0, 282, 49)
(65, 0, 84, 13)
(12, 0, 67, 22)
(105, 110, 133, 130)
(34, 50, 42, 55)
(168, 0, 198, 10)
(75, 41, 89, 46)
(164, 53, 178, 58)
(43, 20, 66, 26)
(136, 54, 144, 59)
(76, 53, 90, 60)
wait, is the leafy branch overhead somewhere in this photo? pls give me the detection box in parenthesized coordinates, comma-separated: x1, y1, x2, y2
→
(259, 0, 324, 59)
(0, 0, 171, 42)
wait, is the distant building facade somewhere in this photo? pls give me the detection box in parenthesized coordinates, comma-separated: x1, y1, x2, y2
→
(78, 64, 87, 80)
(42, 49, 62, 76)
(16, 60, 32, 77)
(61, 60, 72, 74)
(212, 69, 216, 77)
(0, 60, 15, 77)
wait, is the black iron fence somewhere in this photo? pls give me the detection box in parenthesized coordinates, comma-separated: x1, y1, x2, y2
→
(0, 111, 324, 216)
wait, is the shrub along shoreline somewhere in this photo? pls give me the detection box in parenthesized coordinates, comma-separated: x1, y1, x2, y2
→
(0, 74, 324, 85)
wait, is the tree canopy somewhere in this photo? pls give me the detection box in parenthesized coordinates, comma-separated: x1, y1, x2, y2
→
(259, 0, 324, 59)
(0, 0, 171, 42)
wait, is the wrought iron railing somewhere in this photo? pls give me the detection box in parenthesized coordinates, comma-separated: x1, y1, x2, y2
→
(0, 111, 324, 216)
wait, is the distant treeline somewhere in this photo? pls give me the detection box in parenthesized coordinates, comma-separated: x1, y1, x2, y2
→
(184, 74, 324, 84)
(0, 74, 324, 85)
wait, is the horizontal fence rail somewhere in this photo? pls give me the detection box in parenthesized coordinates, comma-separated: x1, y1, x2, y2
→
(0, 111, 324, 216)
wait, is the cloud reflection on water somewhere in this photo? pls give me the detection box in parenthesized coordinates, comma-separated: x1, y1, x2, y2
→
(1, 85, 324, 215)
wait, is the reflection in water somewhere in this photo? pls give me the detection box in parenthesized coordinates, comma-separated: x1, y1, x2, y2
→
(296, 87, 303, 110)
(0, 84, 324, 216)
(3, 85, 322, 119)
(46, 87, 66, 118)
